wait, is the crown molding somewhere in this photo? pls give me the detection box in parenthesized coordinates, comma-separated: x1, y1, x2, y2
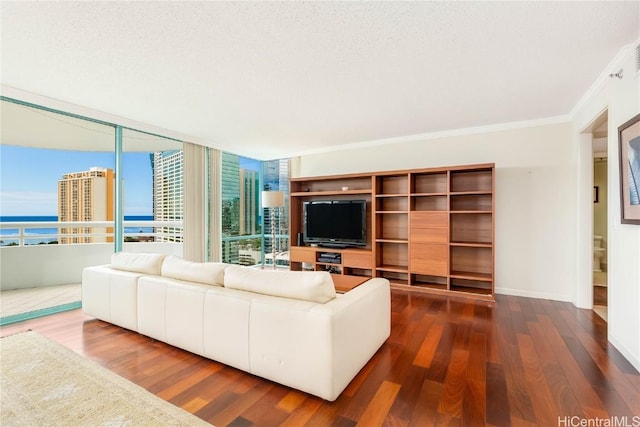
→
(288, 115, 571, 159)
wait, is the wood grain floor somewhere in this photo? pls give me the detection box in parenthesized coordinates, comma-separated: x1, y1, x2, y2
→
(2, 291, 638, 426)
(593, 285, 607, 306)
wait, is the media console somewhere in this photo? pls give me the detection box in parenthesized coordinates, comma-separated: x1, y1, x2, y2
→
(289, 246, 373, 278)
(289, 163, 495, 301)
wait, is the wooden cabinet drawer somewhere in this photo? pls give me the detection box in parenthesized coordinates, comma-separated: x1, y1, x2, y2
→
(411, 211, 447, 228)
(411, 227, 448, 243)
(290, 247, 316, 263)
(342, 250, 372, 269)
(410, 243, 448, 276)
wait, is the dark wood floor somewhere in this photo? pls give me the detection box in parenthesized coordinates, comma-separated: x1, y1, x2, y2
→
(593, 285, 607, 306)
(2, 291, 638, 426)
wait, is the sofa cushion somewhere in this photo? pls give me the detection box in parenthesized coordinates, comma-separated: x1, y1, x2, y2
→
(223, 265, 336, 303)
(110, 252, 166, 275)
(161, 255, 227, 286)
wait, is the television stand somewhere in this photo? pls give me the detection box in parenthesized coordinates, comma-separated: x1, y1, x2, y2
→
(289, 246, 373, 279)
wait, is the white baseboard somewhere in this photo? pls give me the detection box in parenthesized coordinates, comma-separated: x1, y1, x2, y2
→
(609, 334, 640, 373)
(494, 287, 572, 302)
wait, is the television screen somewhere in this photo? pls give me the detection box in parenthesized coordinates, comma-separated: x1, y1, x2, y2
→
(303, 200, 366, 248)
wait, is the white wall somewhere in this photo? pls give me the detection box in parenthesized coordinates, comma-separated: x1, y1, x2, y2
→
(0, 242, 182, 290)
(573, 42, 640, 371)
(296, 120, 576, 302)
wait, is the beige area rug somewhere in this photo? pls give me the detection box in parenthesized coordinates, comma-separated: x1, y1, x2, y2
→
(1, 331, 212, 427)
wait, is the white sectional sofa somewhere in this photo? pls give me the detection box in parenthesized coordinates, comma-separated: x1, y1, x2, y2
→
(81, 252, 391, 401)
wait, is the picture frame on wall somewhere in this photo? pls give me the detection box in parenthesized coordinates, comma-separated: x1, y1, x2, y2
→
(618, 113, 640, 224)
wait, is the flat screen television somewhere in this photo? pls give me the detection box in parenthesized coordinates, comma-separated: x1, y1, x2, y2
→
(303, 200, 366, 248)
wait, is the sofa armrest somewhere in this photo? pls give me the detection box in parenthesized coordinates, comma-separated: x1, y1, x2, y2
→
(82, 264, 143, 332)
(315, 277, 391, 400)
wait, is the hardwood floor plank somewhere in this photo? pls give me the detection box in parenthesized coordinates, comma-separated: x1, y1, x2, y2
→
(467, 332, 486, 384)
(497, 342, 536, 423)
(199, 381, 274, 426)
(183, 396, 213, 414)
(516, 333, 560, 426)
(541, 360, 584, 419)
(463, 332, 487, 424)
(386, 365, 428, 426)
(413, 322, 443, 368)
(340, 349, 379, 397)
(276, 390, 307, 414)
(508, 417, 539, 427)
(228, 416, 253, 427)
(337, 343, 400, 422)
(355, 380, 401, 427)
(155, 360, 223, 400)
(409, 379, 444, 427)
(485, 323, 502, 365)
(559, 309, 640, 415)
(279, 397, 323, 427)
(170, 367, 246, 410)
(505, 297, 529, 337)
(537, 314, 609, 419)
(540, 299, 574, 338)
(1, 291, 638, 426)
(438, 346, 470, 418)
(238, 386, 290, 426)
(485, 362, 511, 427)
(526, 319, 555, 363)
(386, 311, 433, 384)
(462, 379, 485, 427)
(425, 322, 456, 383)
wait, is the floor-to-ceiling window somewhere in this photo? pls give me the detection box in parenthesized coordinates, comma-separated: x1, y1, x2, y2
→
(221, 152, 261, 265)
(220, 153, 290, 267)
(262, 158, 290, 268)
(122, 129, 183, 245)
(0, 100, 116, 247)
(0, 99, 185, 301)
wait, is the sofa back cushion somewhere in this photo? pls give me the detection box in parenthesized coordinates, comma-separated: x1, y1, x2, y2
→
(161, 255, 227, 286)
(223, 265, 336, 303)
(110, 252, 166, 275)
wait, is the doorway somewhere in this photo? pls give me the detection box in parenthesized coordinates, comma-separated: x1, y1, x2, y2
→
(592, 120, 608, 321)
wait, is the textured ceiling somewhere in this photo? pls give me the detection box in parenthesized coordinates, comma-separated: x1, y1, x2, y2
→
(1, 1, 638, 159)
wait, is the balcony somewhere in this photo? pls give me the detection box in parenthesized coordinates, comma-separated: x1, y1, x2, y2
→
(1, 220, 184, 292)
(0, 220, 291, 324)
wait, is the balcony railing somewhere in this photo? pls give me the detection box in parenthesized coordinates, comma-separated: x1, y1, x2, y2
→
(0, 220, 183, 246)
(1, 220, 185, 291)
(1, 221, 291, 291)
(221, 233, 289, 267)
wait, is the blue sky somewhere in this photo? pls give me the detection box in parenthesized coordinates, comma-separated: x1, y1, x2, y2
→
(1, 146, 152, 216)
(0, 145, 262, 216)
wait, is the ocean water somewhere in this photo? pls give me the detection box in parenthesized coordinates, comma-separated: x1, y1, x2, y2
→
(0, 215, 154, 245)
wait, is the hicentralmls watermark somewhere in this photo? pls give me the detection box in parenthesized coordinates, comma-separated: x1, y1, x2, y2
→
(558, 416, 640, 427)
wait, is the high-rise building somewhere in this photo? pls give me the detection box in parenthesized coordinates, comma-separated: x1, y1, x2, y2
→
(239, 168, 259, 235)
(220, 154, 289, 265)
(151, 150, 183, 242)
(221, 152, 240, 263)
(58, 167, 114, 244)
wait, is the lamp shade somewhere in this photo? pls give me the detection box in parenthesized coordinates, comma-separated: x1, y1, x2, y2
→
(262, 191, 284, 208)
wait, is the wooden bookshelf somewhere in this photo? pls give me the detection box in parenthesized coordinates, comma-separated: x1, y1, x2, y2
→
(289, 164, 495, 300)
